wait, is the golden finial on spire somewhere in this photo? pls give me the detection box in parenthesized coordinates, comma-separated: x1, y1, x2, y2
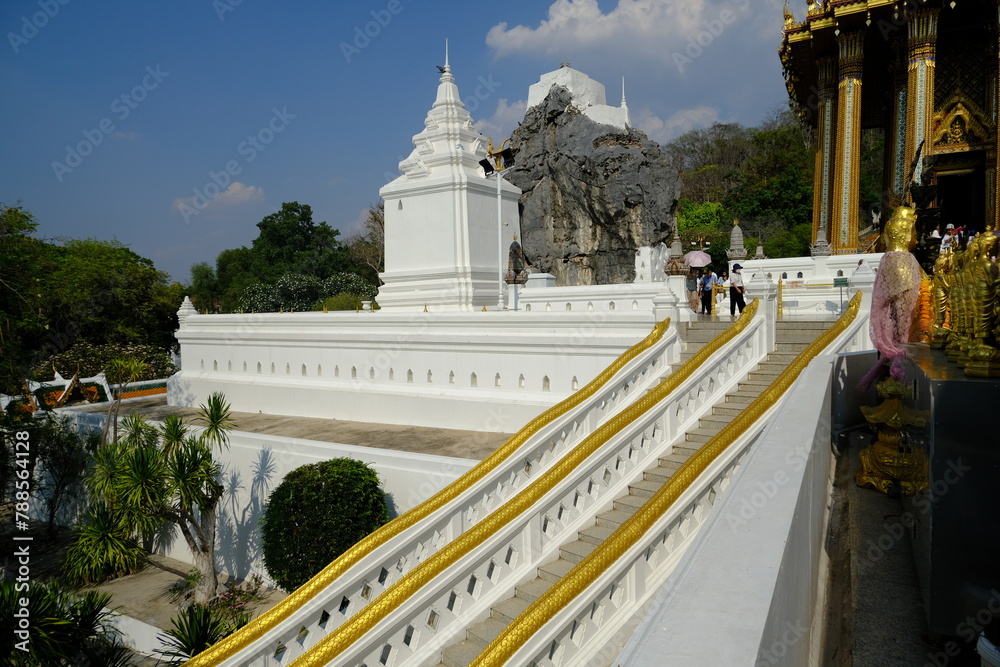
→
(783, 1, 796, 28)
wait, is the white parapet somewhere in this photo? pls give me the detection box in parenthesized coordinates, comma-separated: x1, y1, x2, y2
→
(168, 309, 657, 433)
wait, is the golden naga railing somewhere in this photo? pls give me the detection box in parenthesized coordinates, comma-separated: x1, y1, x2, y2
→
(186, 318, 672, 666)
(288, 302, 761, 667)
(470, 291, 862, 667)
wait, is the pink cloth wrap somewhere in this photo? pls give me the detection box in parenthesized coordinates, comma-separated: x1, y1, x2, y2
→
(862, 251, 922, 387)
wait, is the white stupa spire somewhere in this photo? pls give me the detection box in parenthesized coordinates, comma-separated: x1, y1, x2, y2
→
(444, 38, 450, 73)
(621, 77, 630, 127)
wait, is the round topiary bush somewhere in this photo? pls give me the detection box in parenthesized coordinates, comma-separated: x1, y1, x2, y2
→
(261, 458, 389, 592)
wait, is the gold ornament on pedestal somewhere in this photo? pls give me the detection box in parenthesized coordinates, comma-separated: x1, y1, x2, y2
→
(856, 378, 929, 496)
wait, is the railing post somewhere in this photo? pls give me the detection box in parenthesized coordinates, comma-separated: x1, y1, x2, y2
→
(748, 273, 778, 352)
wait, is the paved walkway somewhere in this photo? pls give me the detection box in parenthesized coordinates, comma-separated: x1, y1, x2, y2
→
(74, 396, 513, 461)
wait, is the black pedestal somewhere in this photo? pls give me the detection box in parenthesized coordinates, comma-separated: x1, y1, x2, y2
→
(905, 345, 1000, 639)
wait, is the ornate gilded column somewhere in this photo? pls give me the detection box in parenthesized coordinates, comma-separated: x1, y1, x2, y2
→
(811, 57, 836, 255)
(994, 5, 1000, 229)
(903, 8, 939, 190)
(832, 31, 864, 253)
(887, 47, 909, 208)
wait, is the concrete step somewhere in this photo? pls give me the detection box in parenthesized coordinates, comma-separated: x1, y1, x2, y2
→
(659, 450, 693, 467)
(492, 595, 530, 624)
(739, 378, 778, 390)
(644, 463, 678, 484)
(442, 640, 482, 667)
(685, 427, 722, 444)
(560, 539, 598, 564)
(629, 478, 662, 498)
(713, 404, 743, 417)
(515, 577, 554, 603)
(578, 523, 615, 546)
(612, 493, 647, 513)
(467, 616, 506, 647)
(596, 508, 634, 530)
(699, 412, 735, 427)
(725, 391, 758, 405)
(537, 557, 574, 583)
(777, 320, 830, 331)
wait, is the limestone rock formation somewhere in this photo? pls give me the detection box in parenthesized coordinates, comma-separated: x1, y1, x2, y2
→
(506, 86, 679, 285)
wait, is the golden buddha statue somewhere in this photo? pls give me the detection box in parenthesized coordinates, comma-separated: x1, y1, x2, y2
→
(857, 205, 927, 496)
(965, 231, 1000, 376)
(930, 245, 954, 348)
(866, 205, 922, 382)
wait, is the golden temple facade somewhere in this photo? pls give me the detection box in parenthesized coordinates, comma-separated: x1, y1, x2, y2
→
(780, 0, 999, 254)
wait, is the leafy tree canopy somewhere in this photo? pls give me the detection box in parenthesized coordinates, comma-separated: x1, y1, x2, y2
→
(190, 201, 378, 312)
(0, 203, 183, 395)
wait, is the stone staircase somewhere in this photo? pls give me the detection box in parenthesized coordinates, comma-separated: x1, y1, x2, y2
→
(435, 319, 829, 667)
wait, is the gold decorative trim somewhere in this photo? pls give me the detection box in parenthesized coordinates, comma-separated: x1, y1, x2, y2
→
(471, 293, 863, 667)
(289, 305, 760, 666)
(185, 319, 672, 666)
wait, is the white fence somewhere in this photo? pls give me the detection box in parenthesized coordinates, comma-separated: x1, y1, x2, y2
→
(207, 320, 682, 666)
(307, 306, 772, 667)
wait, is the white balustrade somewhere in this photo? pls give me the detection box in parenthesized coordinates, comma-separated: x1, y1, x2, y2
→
(220, 324, 682, 666)
(504, 309, 874, 666)
(326, 314, 770, 667)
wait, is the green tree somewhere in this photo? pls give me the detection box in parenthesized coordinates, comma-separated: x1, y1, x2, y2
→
(192, 202, 380, 312)
(189, 262, 220, 313)
(261, 458, 389, 592)
(0, 203, 49, 396)
(65, 393, 233, 603)
(251, 202, 350, 281)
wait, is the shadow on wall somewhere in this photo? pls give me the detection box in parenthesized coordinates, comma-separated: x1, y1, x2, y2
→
(216, 448, 277, 580)
(166, 375, 198, 408)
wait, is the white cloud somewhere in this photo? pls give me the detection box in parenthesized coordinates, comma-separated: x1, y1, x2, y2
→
(212, 181, 264, 207)
(171, 181, 265, 217)
(474, 99, 528, 141)
(634, 106, 721, 143)
(487, 0, 746, 63)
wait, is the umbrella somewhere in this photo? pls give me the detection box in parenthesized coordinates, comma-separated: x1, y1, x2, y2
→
(684, 250, 711, 267)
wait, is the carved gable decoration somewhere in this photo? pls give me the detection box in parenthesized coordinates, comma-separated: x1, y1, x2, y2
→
(931, 95, 992, 154)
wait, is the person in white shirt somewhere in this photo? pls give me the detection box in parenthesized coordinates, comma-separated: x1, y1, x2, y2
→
(730, 263, 746, 315)
(941, 224, 956, 251)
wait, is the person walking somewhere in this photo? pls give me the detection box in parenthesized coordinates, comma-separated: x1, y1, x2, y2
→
(700, 268, 717, 314)
(730, 263, 746, 316)
(686, 269, 699, 312)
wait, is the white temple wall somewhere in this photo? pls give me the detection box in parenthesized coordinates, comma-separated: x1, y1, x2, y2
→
(169, 310, 658, 433)
(734, 252, 884, 283)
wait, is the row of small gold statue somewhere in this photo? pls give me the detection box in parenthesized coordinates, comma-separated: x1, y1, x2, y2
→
(930, 228, 1000, 377)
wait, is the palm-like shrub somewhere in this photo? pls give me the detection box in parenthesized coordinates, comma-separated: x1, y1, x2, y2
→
(61, 501, 146, 585)
(63, 392, 233, 602)
(0, 580, 133, 666)
(261, 459, 389, 592)
(156, 604, 227, 665)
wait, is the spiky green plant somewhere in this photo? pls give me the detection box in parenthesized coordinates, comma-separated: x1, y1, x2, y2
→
(61, 502, 146, 585)
(155, 603, 227, 665)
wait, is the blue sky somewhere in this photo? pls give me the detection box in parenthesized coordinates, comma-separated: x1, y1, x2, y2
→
(2, 0, 787, 282)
